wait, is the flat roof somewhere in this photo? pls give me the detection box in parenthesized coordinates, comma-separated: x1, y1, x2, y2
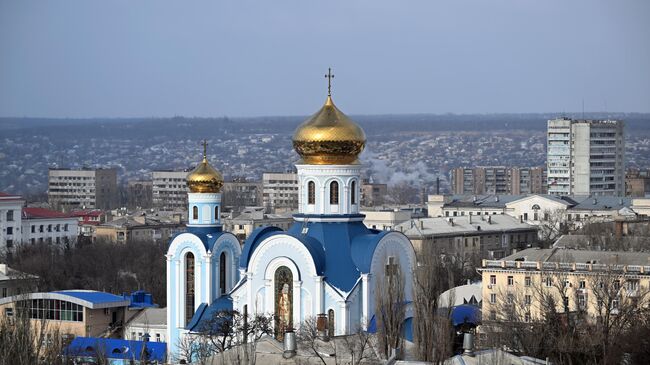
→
(0, 290, 130, 309)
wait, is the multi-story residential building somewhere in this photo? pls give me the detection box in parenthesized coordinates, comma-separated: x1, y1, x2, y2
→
(152, 170, 189, 211)
(262, 172, 298, 213)
(0, 193, 24, 249)
(625, 169, 650, 197)
(480, 248, 650, 322)
(547, 118, 625, 196)
(21, 207, 79, 247)
(222, 178, 262, 209)
(126, 180, 153, 209)
(361, 179, 388, 207)
(394, 214, 538, 259)
(450, 167, 547, 195)
(222, 206, 293, 241)
(48, 168, 118, 211)
(94, 214, 184, 243)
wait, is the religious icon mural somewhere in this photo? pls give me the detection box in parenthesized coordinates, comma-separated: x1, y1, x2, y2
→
(274, 266, 293, 340)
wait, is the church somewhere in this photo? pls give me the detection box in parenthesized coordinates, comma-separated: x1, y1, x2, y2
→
(166, 74, 417, 359)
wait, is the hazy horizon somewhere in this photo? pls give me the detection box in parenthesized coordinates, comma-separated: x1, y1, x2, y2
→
(1, 0, 649, 118)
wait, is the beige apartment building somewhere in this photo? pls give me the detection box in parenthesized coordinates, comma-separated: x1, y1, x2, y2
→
(262, 172, 298, 213)
(48, 168, 118, 211)
(480, 248, 650, 323)
(152, 170, 189, 211)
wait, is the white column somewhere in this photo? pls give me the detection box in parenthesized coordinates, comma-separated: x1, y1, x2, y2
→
(175, 259, 183, 328)
(264, 278, 273, 315)
(339, 301, 349, 335)
(343, 186, 350, 214)
(293, 280, 302, 326)
(165, 254, 173, 345)
(314, 276, 324, 315)
(361, 273, 370, 330)
(319, 185, 326, 215)
(204, 254, 212, 302)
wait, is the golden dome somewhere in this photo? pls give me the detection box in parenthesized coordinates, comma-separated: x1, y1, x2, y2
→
(292, 95, 366, 165)
(187, 144, 223, 193)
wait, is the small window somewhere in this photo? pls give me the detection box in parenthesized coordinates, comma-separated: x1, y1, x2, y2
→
(192, 206, 198, 220)
(525, 295, 531, 305)
(350, 181, 356, 205)
(329, 181, 339, 205)
(525, 276, 531, 287)
(308, 181, 316, 205)
(490, 275, 496, 285)
(507, 276, 514, 286)
(214, 206, 219, 221)
(490, 293, 496, 304)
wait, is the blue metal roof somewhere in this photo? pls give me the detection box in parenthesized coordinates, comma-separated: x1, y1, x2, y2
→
(239, 219, 388, 293)
(187, 295, 234, 332)
(451, 304, 481, 327)
(169, 226, 226, 252)
(63, 337, 166, 362)
(53, 290, 127, 305)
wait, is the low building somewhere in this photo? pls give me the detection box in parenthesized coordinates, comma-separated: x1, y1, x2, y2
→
(94, 214, 184, 243)
(71, 209, 105, 239)
(63, 336, 166, 364)
(124, 307, 167, 343)
(360, 209, 411, 230)
(394, 214, 538, 259)
(479, 248, 650, 323)
(0, 264, 38, 299)
(21, 207, 79, 247)
(360, 179, 388, 207)
(223, 206, 293, 241)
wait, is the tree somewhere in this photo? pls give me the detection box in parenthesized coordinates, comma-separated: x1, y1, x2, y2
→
(374, 257, 405, 359)
(538, 208, 570, 245)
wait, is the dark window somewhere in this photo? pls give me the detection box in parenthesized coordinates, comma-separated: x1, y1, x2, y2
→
(329, 181, 339, 205)
(308, 181, 315, 205)
(351, 181, 356, 205)
(185, 252, 195, 326)
(192, 206, 198, 220)
(214, 206, 218, 221)
(219, 252, 227, 295)
(328, 309, 335, 337)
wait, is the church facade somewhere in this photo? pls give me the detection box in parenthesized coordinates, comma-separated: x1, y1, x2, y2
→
(167, 78, 417, 360)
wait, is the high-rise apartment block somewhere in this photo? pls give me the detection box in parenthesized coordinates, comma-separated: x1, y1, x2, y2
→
(450, 167, 547, 195)
(547, 118, 625, 196)
(48, 168, 118, 210)
(152, 170, 189, 211)
(262, 172, 298, 213)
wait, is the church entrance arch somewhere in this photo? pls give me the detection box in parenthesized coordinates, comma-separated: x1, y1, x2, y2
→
(274, 266, 293, 340)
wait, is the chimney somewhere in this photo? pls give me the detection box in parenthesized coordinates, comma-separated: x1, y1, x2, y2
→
(283, 329, 297, 358)
(494, 195, 499, 202)
(462, 333, 475, 356)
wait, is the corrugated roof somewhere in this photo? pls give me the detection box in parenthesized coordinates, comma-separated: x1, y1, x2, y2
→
(53, 290, 128, 305)
(22, 207, 75, 219)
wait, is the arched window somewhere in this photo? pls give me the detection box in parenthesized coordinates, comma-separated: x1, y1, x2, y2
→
(192, 206, 198, 220)
(308, 181, 316, 205)
(329, 181, 339, 205)
(185, 252, 195, 326)
(274, 266, 293, 340)
(327, 309, 335, 337)
(351, 181, 356, 205)
(219, 252, 227, 295)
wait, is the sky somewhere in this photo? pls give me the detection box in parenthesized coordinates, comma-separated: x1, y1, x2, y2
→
(0, 0, 648, 118)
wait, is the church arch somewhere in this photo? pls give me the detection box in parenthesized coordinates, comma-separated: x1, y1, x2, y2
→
(350, 180, 357, 205)
(184, 252, 196, 326)
(219, 251, 227, 295)
(329, 181, 339, 205)
(327, 308, 335, 337)
(214, 205, 219, 222)
(274, 266, 293, 339)
(192, 206, 198, 220)
(307, 181, 316, 205)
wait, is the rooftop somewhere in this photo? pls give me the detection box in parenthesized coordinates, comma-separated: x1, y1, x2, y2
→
(395, 214, 535, 237)
(22, 207, 75, 219)
(503, 247, 650, 266)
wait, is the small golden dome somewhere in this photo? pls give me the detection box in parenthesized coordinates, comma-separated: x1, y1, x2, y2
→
(292, 95, 366, 165)
(187, 143, 223, 193)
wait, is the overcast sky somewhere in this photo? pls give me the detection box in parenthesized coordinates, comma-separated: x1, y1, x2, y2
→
(1, 0, 648, 118)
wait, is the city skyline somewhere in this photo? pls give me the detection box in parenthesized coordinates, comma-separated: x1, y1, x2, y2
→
(1, 0, 649, 118)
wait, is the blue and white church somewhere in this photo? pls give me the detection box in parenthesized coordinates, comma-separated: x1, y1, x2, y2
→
(167, 79, 417, 359)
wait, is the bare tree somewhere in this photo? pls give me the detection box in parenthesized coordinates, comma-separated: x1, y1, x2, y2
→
(538, 208, 569, 245)
(374, 258, 405, 359)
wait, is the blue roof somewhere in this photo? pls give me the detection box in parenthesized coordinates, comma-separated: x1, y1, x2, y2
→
(170, 226, 226, 251)
(240, 219, 388, 293)
(63, 337, 166, 362)
(53, 290, 127, 305)
(451, 304, 481, 327)
(187, 295, 234, 332)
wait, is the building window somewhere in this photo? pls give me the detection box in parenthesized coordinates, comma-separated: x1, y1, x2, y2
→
(156, 333, 161, 342)
(490, 275, 496, 285)
(31, 225, 35, 233)
(524, 312, 531, 322)
(327, 309, 335, 338)
(490, 293, 496, 304)
(525, 276, 531, 287)
(507, 294, 514, 304)
(613, 280, 620, 290)
(329, 181, 339, 205)
(185, 252, 195, 326)
(192, 206, 198, 220)
(308, 181, 315, 205)
(5, 308, 13, 317)
(6, 227, 12, 235)
(6, 210, 13, 222)
(507, 276, 514, 286)
(525, 295, 531, 305)
(579, 280, 586, 289)
(545, 277, 553, 287)
(219, 252, 227, 295)
(627, 280, 639, 292)
(350, 181, 356, 205)
(1, 288, 6, 298)
(490, 311, 496, 320)
(39, 225, 43, 233)
(214, 206, 219, 221)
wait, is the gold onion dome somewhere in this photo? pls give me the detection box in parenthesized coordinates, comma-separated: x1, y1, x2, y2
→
(292, 70, 366, 165)
(187, 141, 224, 193)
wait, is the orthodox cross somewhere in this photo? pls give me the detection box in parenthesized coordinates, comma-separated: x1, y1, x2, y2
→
(324, 68, 334, 96)
(385, 256, 399, 278)
(202, 139, 208, 159)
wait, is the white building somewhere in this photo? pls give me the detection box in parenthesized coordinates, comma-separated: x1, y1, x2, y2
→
(124, 307, 167, 343)
(262, 172, 298, 213)
(0, 193, 24, 250)
(48, 168, 118, 210)
(547, 118, 625, 196)
(0, 264, 38, 299)
(152, 170, 190, 211)
(21, 207, 79, 246)
(360, 209, 411, 231)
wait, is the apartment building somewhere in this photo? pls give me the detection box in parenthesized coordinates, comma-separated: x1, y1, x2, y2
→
(21, 207, 79, 247)
(480, 248, 650, 322)
(152, 170, 189, 211)
(48, 168, 118, 211)
(223, 207, 293, 241)
(222, 179, 263, 208)
(625, 169, 650, 197)
(262, 172, 298, 213)
(126, 180, 153, 209)
(450, 167, 547, 195)
(361, 179, 388, 207)
(547, 118, 625, 196)
(0, 193, 23, 250)
(394, 214, 538, 259)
